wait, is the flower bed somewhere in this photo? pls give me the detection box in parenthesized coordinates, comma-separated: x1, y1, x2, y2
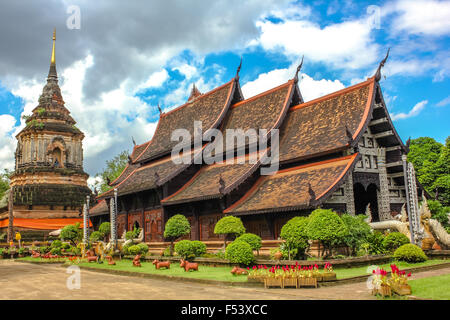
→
(371, 264, 412, 297)
(248, 262, 336, 288)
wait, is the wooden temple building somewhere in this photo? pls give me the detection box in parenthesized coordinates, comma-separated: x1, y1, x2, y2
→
(0, 31, 91, 241)
(96, 53, 417, 242)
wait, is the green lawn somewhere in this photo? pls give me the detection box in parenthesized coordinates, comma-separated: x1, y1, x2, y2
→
(408, 274, 450, 300)
(334, 259, 447, 279)
(75, 259, 249, 282)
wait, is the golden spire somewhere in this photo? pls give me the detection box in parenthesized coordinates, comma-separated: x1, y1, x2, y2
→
(51, 28, 56, 65)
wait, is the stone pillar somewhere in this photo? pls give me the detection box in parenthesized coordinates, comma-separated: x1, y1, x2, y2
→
(344, 172, 355, 215)
(7, 188, 13, 243)
(376, 148, 391, 221)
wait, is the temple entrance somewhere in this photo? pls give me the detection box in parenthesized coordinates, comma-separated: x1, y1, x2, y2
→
(354, 183, 379, 222)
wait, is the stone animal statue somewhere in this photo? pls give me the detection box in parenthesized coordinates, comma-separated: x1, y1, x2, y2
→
(230, 266, 248, 275)
(105, 255, 116, 265)
(152, 259, 171, 269)
(86, 249, 99, 263)
(180, 259, 198, 272)
(31, 250, 40, 258)
(133, 254, 142, 267)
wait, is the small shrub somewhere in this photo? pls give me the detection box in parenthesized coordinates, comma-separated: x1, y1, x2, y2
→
(98, 222, 111, 238)
(61, 243, 71, 250)
(50, 240, 62, 248)
(127, 245, 141, 256)
(306, 209, 349, 256)
(125, 231, 134, 240)
(214, 216, 246, 246)
(393, 244, 428, 263)
(280, 216, 310, 259)
(50, 247, 61, 255)
(225, 240, 254, 265)
(191, 241, 207, 257)
(39, 246, 49, 254)
(89, 231, 103, 242)
(121, 243, 132, 255)
(175, 240, 195, 260)
(18, 247, 26, 255)
(60, 223, 82, 246)
(366, 231, 387, 255)
(341, 214, 372, 255)
(383, 232, 410, 252)
(137, 243, 149, 256)
(0, 248, 4, 255)
(236, 233, 262, 251)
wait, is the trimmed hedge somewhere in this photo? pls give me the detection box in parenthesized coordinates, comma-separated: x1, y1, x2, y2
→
(393, 244, 428, 263)
(174, 240, 207, 260)
(225, 240, 254, 265)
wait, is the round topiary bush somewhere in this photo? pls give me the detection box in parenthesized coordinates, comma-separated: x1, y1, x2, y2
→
(127, 244, 148, 256)
(191, 240, 207, 257)
(225, 240, 254, 265)
(50, 240, 62, 248)
(89, 231, 103, 242)
(306, 209, 349, 256)
(214, 216, 246, 246)
(174, 240, 195, 259)
(383, 232, 410, 252)
(50, 247, 61, 255)
(393, 244, 428, 262)
(280, 216, 310, 259)
(164, 214, 191, 256)
(98, 222, 111, 238)
(137, 243, 149, 255)
(236, 233, 262, 251)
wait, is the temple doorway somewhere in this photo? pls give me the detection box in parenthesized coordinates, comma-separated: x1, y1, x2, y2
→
(353, 183, 379, 222)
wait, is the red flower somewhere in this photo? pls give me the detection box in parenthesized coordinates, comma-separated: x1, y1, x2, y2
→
(407, 272, 412, 277)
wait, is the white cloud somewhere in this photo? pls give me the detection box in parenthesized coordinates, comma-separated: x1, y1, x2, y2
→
(172, 64, 197, 80)
(135, 69, 169, 93)
(390, 100, 428, 121)
(388, 0, 450, 36)
(253, 13, 379, 70)
(0, 114, 17, 170)
(2, 55, 159, 175)
(436, 96, 450, 107)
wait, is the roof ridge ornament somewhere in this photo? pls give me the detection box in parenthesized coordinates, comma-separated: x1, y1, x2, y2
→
(374, 48, 390, 82)
(294, 55, 304, 83)
(345, 125, 353, 145)
(235, 56, 242, 80)
(308, 182, 316, 205)
(218, 175, 226, 194)
(132, 136, 136, 146)
(188, 83, 202, 101)
(157, 103, 162, 116)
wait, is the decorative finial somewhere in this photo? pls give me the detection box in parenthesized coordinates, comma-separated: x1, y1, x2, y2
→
(345, 125, 353, 144)
(132, 136, 136, 146)
(294, 55, 304, 83)
(188, 83, 202, 101)
(218, 175, 226, 194)
(157, 103, 162, 115)
(128, 155, 132, 164)
(374, 48, 390, 82)
(405, 136, 411, 153)
(106, 177, 111, 185)
(51, 28, 56, 65)
(235, 56, 242, 79)
(308, 182, 316, 205)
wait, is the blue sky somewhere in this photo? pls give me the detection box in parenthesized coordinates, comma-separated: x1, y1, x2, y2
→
(0, 0, 449, 185)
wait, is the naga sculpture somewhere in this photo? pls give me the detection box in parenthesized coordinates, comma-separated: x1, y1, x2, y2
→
(369, 196, 450, 250)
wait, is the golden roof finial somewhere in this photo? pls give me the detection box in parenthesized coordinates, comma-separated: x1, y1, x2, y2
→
(51, 28, 56, 65)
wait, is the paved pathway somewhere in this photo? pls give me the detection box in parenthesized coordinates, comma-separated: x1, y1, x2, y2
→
(0, 260, 448, 300)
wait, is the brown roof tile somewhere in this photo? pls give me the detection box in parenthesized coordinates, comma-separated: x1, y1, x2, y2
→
(224, 154, 359, 215)
(279, 78, 375, 163)
(90, 199, 108, 216)
(161, 152, 264, 205)
(110, 142, 149, 186)
(135, 79, 236, 163)
(218, 80, 295, 154)
(99, 153, 191, 199)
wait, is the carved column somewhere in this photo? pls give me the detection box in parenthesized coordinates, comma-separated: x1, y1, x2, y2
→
(405, 158, 422, 246)
(7, 188, 13, 243)
(376, 148, 391, 221)
(344, 172, 355, 215)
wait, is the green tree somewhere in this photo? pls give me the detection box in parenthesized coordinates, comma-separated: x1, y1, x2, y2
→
(214, 216, 246, 247)
(306, 209, 349, 257)
(0, 169, 11, 200)
(341, 214, 372, 255)
(163, 214, 191, 256)
(60, 223, 82, 246)
(98, 222, 111, 240)
(95, 150, 130, 193)
(280, 216, 310, 260)
(408, 136, 450, 206)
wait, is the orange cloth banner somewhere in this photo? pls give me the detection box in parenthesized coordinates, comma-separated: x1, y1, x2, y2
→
(0, 218, 92, 230)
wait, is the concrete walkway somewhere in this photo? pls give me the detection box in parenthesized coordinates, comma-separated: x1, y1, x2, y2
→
(0, 260, 448, 300)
